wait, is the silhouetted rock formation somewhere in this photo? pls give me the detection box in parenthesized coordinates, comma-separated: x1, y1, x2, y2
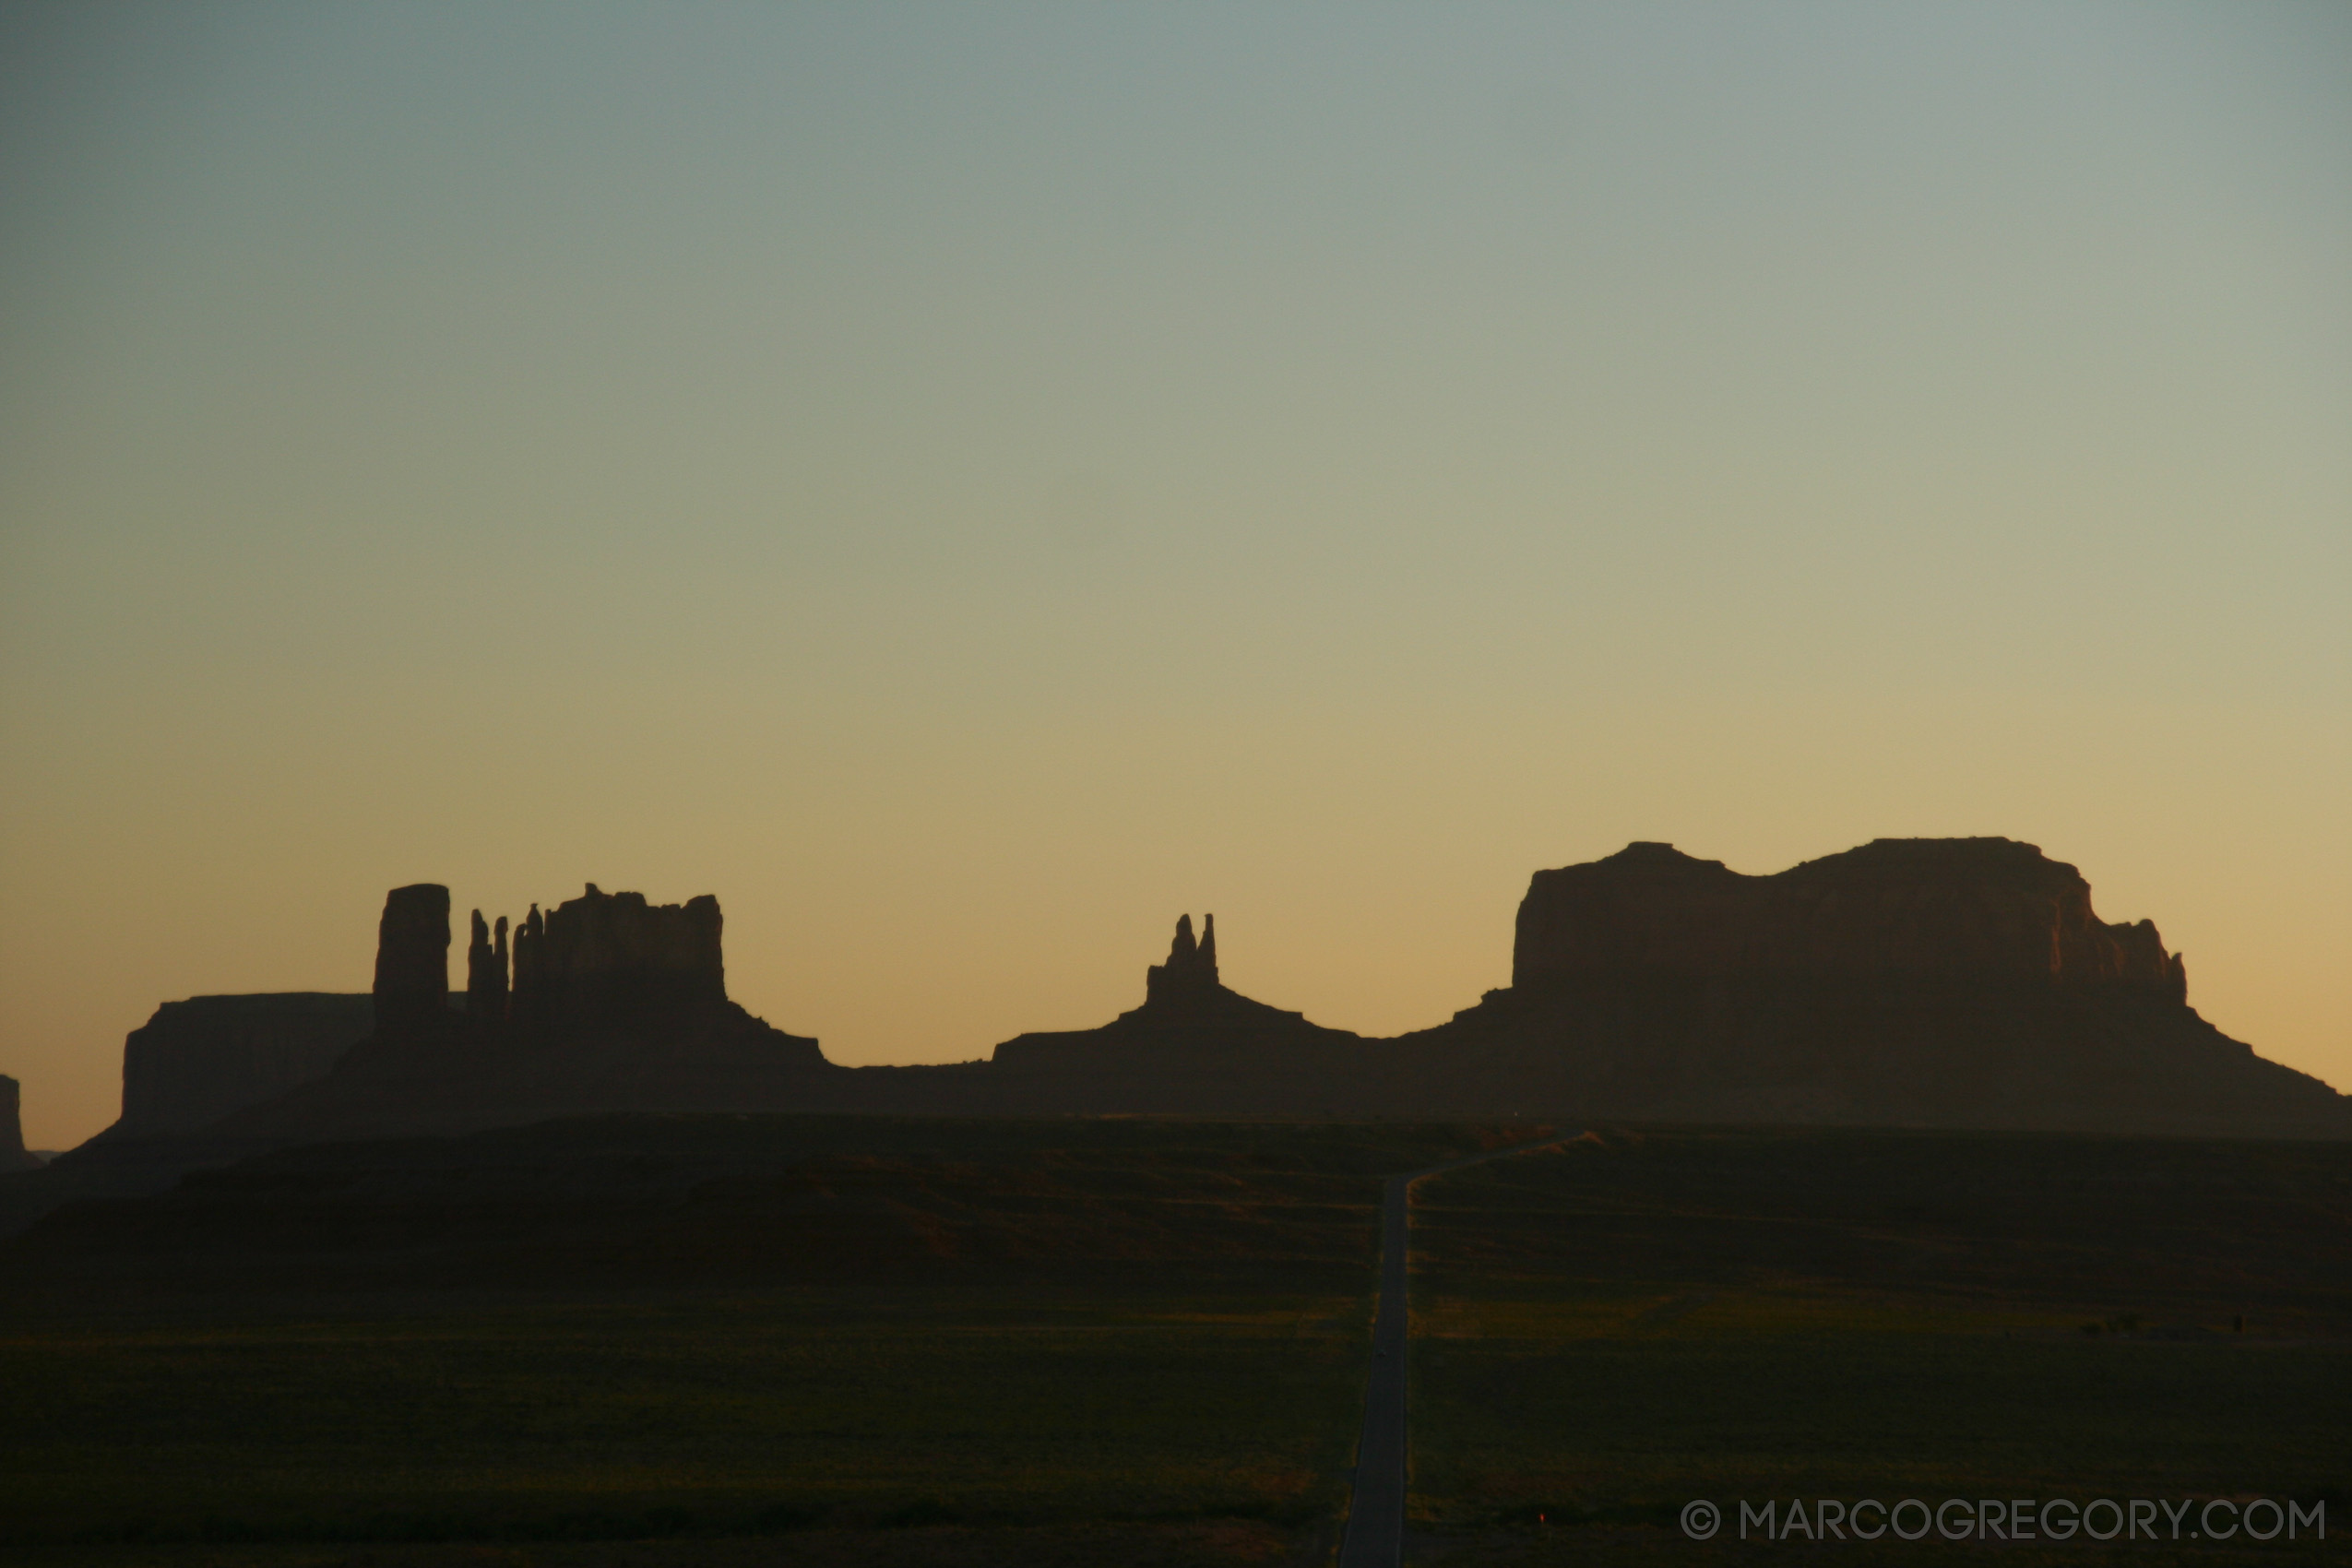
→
(207, 882, 828, 1141)
(370, 885, 729, 1040)
(107, 994, 379, 1137)
(985, 915, 1383, 1112)
(466, 910, 508, 1019)
(12, 994, 406, 1239)
(0, 1076, 39, 1172)
(1146, 914, 1219, 1002)
(374, 885, 452, 1035)
(1514, 838, 2186, 998)
(496, 887, 725, 1033)
(511, 904, 549, 1030)
(1410, 838, 2343, 1137)
(532, 885, 729, 1028)
(24, 839, 2346, 1235)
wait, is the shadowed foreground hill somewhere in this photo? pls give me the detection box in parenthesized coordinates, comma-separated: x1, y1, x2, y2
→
(1418, 1125, 2352, 1330)
(1408, 1126, 2352, 1558)
(4, 1116, 1543, 1563)
(5, 1119, 2347, 1566)
(3, 1115, 1528, 1293)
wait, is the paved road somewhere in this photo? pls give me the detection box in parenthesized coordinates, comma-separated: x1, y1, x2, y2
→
(1336, 1138, 1573, 1568)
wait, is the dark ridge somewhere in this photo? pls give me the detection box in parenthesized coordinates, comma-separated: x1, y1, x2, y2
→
(6, 840, 2343, 1239)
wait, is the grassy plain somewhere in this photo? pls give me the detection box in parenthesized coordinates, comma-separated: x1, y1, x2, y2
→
(4, 1119, 2348, 1566)
(1, 1285, 1363, 1564)
(1407, 1128, 2352, 1565)
(0, 1116, 1519, 1566)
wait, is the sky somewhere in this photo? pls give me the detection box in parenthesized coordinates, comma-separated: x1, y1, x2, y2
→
(2, 2, 2346, 1150)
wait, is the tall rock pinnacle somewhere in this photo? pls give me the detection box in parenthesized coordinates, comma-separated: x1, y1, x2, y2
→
(466, 909, 509, 1018)
(0, 1075, 39, 1170)
(372, 884, 451, 1035)
(1146, 913, 1221, 1004)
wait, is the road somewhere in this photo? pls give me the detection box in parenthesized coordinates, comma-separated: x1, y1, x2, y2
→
(1336, 1137, 1572, 1568)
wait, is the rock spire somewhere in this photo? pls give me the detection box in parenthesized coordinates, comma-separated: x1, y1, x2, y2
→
(1146, 913, 1220, 1003)
(466, 909, 510, 1018)
(372, 885, 451, 1034)
(1, 1075, 39, 1170)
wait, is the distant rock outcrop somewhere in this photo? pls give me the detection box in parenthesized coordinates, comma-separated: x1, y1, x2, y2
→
(374, 884, 453, 1035)
(29, 839, 2348, 1232)
(1146, 913, 1219, 1002)
(986, 915, 1384, 1112)
(0, 1076, 40, 1172)
(505, 887, 725, 1031)
(510, 904, 549, 1030)
(1412, 838, 2342, 1137)
(529, 885, 728, 1028)
(98, 994, 379, 1137)
(466, 910, 508, 1020)
(211, 882, 828, 1141)
(362, 884, 733, 1045)
(1513, 838, 2186, 997)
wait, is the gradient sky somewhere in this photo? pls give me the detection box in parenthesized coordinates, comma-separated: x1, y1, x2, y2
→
(4, 3, 2346, 1149)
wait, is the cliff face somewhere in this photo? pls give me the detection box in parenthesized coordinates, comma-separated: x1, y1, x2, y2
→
(366, 882, 731, 1039)
(466, 910, 509, 1019)
(198, 881, 824, 1141)
(374, 885, 453, 1033)
(113, 994, 377, 1136)
(1375, 837, 2352, 1137)
(511, 885, 727, 1031)
(1513, 838, 2186, 999)
(1, 1075, 41, 1171)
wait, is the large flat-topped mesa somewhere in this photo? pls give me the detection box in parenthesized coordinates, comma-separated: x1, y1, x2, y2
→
(113, 994, 378, 1135)
(1512, 837, 2186, 996)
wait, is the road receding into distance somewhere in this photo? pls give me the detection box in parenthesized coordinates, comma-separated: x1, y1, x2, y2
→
(1336, 1135, 1575, 1568)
